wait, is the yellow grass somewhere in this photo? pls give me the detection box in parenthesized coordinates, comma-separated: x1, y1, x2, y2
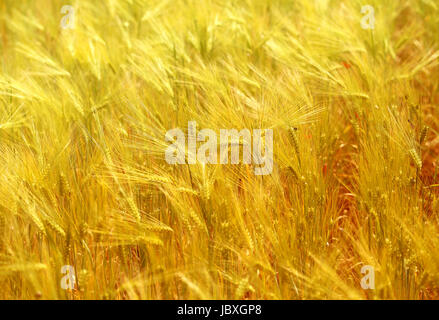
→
(0, 0, 438, 299)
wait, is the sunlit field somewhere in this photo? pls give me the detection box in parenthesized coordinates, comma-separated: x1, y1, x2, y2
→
(0, 0, 439, 300)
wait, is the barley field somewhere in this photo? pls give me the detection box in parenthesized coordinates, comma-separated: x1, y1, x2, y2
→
(0, 0, 439, 300)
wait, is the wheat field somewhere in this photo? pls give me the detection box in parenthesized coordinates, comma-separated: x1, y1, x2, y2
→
(0, 0, 438, 300)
